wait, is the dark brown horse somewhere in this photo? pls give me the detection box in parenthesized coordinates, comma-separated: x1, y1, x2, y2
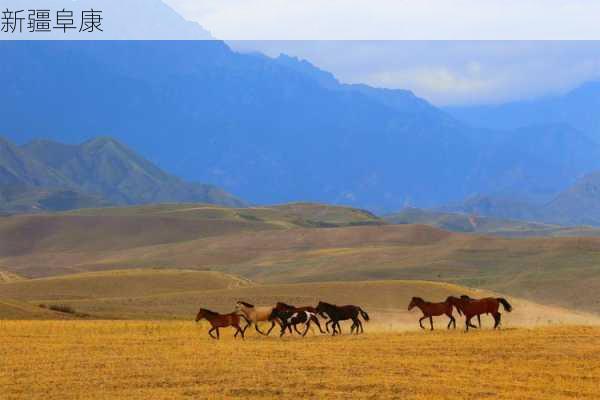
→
(447, 296, 512, 331)
(461, 295, 482, 328)
(407, 297, 458, 330)
(272, 302, 326, 335)
(315, 301, 370, 336)
(195, 308, 249, 340)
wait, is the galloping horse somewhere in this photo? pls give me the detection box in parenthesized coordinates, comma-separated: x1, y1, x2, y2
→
(269, 309, 318, 337)
(407, 297, 458, 330)
(461, 295, 482, 328)
(195, 308, 249, 340)
(235, 301, 278, 336)
(447, 296, 512, 331)
(316, 301, 370, 336)
(272, 302, 326, 335)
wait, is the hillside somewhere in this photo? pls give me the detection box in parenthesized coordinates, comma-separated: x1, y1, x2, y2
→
(543, 172, 600, 226)
(3, 42, 600, 211)
(0, 136, 244, 213)
(385, 207, 600, 237)
(3, 205, 600, 314)
(446, 172, 600, 227)
(1, 271, 595, 326)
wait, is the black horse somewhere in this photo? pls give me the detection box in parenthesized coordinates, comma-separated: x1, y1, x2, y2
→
(315, 301, 370, 336)
(271, 302, 326, 334)
(269, 309, 318, 337)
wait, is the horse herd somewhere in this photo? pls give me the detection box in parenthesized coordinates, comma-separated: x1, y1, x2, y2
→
(195, 295, 512, 340)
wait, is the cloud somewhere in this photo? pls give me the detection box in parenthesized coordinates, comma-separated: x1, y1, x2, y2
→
(164, 0, 600, 40)
(229, 41, 600, 105)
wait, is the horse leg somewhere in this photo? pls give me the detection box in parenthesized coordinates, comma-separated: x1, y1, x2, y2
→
(255, 322, 268, 336)
(336, 321, 342, 335)
(302, 323, 310, 337)
(418, 316, 427, 330)
(493, 312, 501, 329)
(467, 316, 478, 329)
(477, 314, 482, 328)
(446, 313, 455, 330)
(208, 327, 217, 339)
(429, 316, 434, 331)
(357, 319, 364, 334)
(331, 320, 339, 336)
(325, 320, 332, 333)
(266, 321, 277, 336)
(294, 324, 303, 336)
(234, 325, 244, 339)
(312, 316, 325, 334)
(465, 316, 472, 332)
(279, 323, 287, 337)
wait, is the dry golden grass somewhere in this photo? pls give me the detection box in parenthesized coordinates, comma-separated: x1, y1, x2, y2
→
(1, 321, 600, 399)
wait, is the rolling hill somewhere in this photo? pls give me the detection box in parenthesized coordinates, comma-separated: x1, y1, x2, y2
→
(1, 270, 595, 326)
(0, 136, 244, 213)
(2, 203, 600, 314)
(385, 207, 600, 237)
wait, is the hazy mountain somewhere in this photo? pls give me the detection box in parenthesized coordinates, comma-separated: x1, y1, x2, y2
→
(443, 195, 542, 221)
(443, 171, 600, 227)
(2, 41, 600, 211)
(384, 207, 562, 237)
(543, 172, 600, 226)
(0, 136, 244, 213)
(445, 81, 600, 143)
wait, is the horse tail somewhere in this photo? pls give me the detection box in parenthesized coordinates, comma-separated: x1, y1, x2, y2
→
(453, 304, 463, 316)
(497, 298, 513, 312)
(358, 307, 370, 322)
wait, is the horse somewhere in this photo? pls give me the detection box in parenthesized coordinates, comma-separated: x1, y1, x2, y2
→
(461, 295, 482, 328)
(407, 297, 458, 330)
(272, 302, 326, 334)
(446, 296, 513, 331)
(234, 301, 279, 336)
(269, 309, 318, 337)
(315, 301, 370, 336)
(195, 308, 249, 340)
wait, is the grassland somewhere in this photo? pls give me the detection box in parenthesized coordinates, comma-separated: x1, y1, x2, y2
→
(1, 322, 599, 400)
(4, 203, 600, 314)
(1, 271, 596, 327)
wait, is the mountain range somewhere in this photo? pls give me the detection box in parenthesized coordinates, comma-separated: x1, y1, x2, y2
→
(445, 81, 600, 144)
(3, 40, 600, 213)
(0, 136, 244, 213)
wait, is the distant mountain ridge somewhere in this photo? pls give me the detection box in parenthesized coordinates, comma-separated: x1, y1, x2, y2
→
(2, 41, 600, 211)
(0, 136, 244, 213)
(443, 171, 600, 227)
(445, 81, 600, 144)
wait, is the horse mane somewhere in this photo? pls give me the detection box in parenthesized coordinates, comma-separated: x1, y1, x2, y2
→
(460, 295, 473, 300)
(411, 296, 425, 303)
(277, 302, 295, 308)
(237, 301, 254, 308)
(318, 301, 336, 308)
(199, 308, 219, 316)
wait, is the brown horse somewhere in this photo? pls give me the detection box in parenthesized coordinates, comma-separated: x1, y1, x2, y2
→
(408, 297, 458, 330)
(195, 308, 249, 340)
(447, 296, 512, 331)
(461, 295, 482, 328)
(272, 302, 326, 335)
